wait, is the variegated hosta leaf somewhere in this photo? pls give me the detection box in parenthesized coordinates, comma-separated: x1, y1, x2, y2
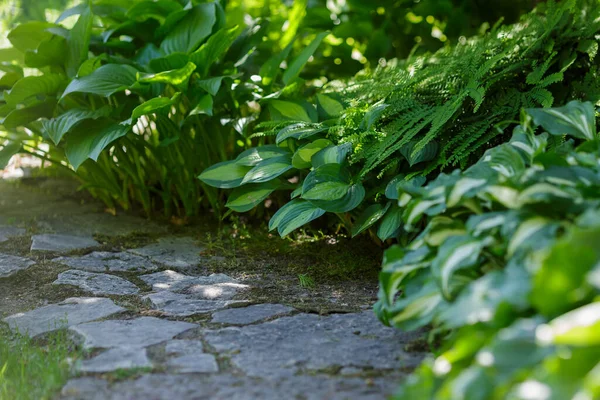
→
(268, 199, 326, 237)
(526, 100, 596, 140)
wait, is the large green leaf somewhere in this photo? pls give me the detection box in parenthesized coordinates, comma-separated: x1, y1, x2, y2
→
(139, 62, 196, 88)
(0, 141, 21, 169)
(275, 123, 327, 144)
(311, 143, 352, 167)
(235, 145, 290, 166)
(148, 53, 189, 72)
(160, 3, 217, 54)
(268, 100, 312, 122)
(377, 204, 403, 241)
(131, 94, 179, 121)
(526, 101, 597, 140)
(4, 74, 64, 106)
(198, 160, 252, 189)
(190, 26, 239, 77)
(226, 181, 280, 212)
(62, 64, 139, 98)
(126, 0, 183, 22)
(543, 302, 600, 346)
(400, 140, 439, 166)
(1, 99, 56, 129)
(24, 35, 67, 68)
(66, 6, 93, 77)
(260, 40, 294, 86)
(268, 199, 326, 237)
(291, 139, 332, 169)
(282, 32, 328, 85)
(352, 202, 391, 237)
(7, 22, 62, 52)
(188, 94, 213, 117)
(316, 93, 344, 118)
(241, 155, 293, 184)
(65, 119, 130, 170)
(302, 163, 352, 201)
(42, 107, 112, 145)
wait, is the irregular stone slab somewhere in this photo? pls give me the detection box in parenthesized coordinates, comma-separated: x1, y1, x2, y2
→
(78, 347, 152, 373)
(140, 270, 247, 300)
(3, 297, 124, 337)
(204, 311, 425, 378)
(61, 377, 110, 400)
(61, 373, 401, 400)
(165, 339, 205, 354)
(53, 251, 157, 273)
(128, 237, 204, 268)
(0, 253, 35, 278)
(53, 270, 140, 296)
(31, 234, 99, 252)
(211, 304, 295, 325)
(143, 291, 240, 317)
(163, 339, 218, 373)
(0, 226, 26, 243)
(70, 317, 197, 349)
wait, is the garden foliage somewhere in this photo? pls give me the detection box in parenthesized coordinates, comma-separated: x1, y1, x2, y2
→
(200, 0, 600, 238)
(376, 101, 600, 399)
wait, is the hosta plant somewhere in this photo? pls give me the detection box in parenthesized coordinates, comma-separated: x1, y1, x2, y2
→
(200, 0, 600, 237)
(375, 100, 600, 399)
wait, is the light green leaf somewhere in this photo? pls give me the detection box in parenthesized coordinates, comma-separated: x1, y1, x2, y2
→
(282, 32, 328, 85)
(190, 26, 239, 77)
(275, 123, 327, 144)
(241, 155, 293, 184)
(139, 62, 196, 88)
(24, 35, 67, 68)
(0, 141, 21, 169)
(526, 100, 596, 140)
(541, 302, 600, 346)
(226, 181, 280, 212)
(352, 202, 391, 237)
(7, 21, 60, 52)
(126, 0, 183, 22)
(292, 139, 332, 169)
(1, 99, 56, 129)
(160, 3, 216, 54)
(377, 204, 403, 241)
(149, 53, 190, 72)
(260, 40, 294, 86)
(65, 119, 130, 170)
(195, 76, 227, 96)
(188, 94, 213, 117)
(268, 199, 326, 237)
(269, 100, 312, 122)
(311, 143, 352, 167)
(316, 94, 344, 117)
(302, 163, 352, 201)
(4, 74, 64, 106)
(131, 94, 179, 121)
(198, 160, 252, 189)
(62, 64, 138, 98)
(66, 6, 93, 77)
(77, 54, 107, 77)
(235, 145, 290, 166)
(42, 107, 112, 145)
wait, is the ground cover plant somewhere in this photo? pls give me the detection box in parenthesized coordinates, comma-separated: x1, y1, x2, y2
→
(376, 100, 600, 399)
(200, 0, 600, 238)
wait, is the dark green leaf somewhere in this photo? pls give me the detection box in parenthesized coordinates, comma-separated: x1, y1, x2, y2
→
(198, 160, 252, 189)
(241, 155, 293, 184)
(160, 3, 217, 54)
(282, 32, 328, 85)
(352, 202, 391, 237)
(62, 64, 138, 98)
(226, 181, 280, 212)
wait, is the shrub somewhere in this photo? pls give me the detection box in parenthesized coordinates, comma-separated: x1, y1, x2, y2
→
(375, 100, 600, 399)
(200, 0, 600, 237)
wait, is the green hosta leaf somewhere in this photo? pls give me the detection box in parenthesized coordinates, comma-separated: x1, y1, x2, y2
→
(431, 235, 487, 300)
(149, 53, 190, 72)
(188, 94, 213, 117)
(302, 163, 352, 201)
(226, 181, 280, 212)
(400, 140, 439, 166)
(7, 21, 61, 52)
(352, 202, 391, 237)
(131, 94, 179, 121)
(466, 212, 507, 237)
(24, 35, 67, 68)
(241, 155, 293, 184)
(377, 204, 403, 241)
(388, 280, 446, 331)
(307, 183, 365, 213)
(541, 302, 600, 346)
(311, 143, 352, 168)
(532, 227, 600, 317)
(268, 199, 326, 237)
(275, 123, 327, 144)
(65, 119, 130, 170)
(447, 177, 488, 207)
(191, 26, 239, 77)
(62, 64, 138, 98)
(0, 141, 21, 169)
(385, 175, 426, 200)
(292, 139, 332, 169)
(42, 107, 112, 145)
(403, 197, 445, 231)
(526, 100, 596, 140)
(66, 6, 92, 77)
(196, 77, 226, 96)
(1, 99, 56, 129)
(0, 64, 23, 88)
(236, 145, 290, 166)
(139, 62, 196, 88)
(160, 3, 216, 54)
(269, 100, 312, 122)
(316, 94, 344, 117)
(4, 74, 64, 106)
(362, 103, 388, 131)
(126, 0, 183, 22)
(282, 32, 328, 85)
(77, 54, 107, 77)
(198, 160, 252, 189)
(260, 40, 294, 86)
(484, 144, 526, 178)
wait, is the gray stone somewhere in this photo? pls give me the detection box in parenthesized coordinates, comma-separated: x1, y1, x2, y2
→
(0, 226, 25, 243)
(143, 291, 241, 317)
(140, 270, 246, 300)
(128, 237, 204, 268)
(78, 347, 152, 373)
(165, 339, 204, 354)
(167, 353, 218, 373)
(204, 311, 426, 378)
(61, 377, 110, 400)
(53, 270, 140, 296)
(69, 317, 197, 349)
(65, 373, 400, 400)
(3, 297, 124, 337)
(0, 253, 35, 278)
(211, 304, 294, 325)
(53, 251, 158, 273)
(31, 234, 99, 252)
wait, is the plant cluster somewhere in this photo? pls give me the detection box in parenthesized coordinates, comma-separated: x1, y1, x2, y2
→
(375, 101, 600, 399)
(201, 0, 600, 238)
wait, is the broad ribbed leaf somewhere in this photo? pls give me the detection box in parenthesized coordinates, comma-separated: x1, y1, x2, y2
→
(148, 53, 189, 72)
(268, 199, 326, 237)
(196, 77, 225, 96)
(400, 140, 439, 166)
(160, 3, 216, 54)
(302, 163, 352, 201)
(226, 181, 280, 212)
(24, 35, 66, 68)
(275, 123, 327, 144)
(66, 6, 92, 77)
(526, 100, 596, 140)
(4, 74, 64, 106)
(1, 99, 56, 129)
(316, 94, 344, 117)
(126, 0, 183, 21)
(42, 107, 112, 145)
(131, 94, 179, 121)
(235, 145, 290, 166)
(7, 22, 59, 52)
(352, 202, 391, 237)
(65, 119, 130, 170)
(198, 160, 252, 189)
(188, 94, 213, 117)
(62, 64, 138, 98)
(241, 155, 293, 184)
(269, 100, 312, 123)
(259, 40, 294, 86)
(311, 143, 352, 168)
(292, 139, 332, 169)
(190, 26, 239, 77)
(377, 204, 403, 241)
(139, 62, 196, 88)
(282, 32, 328, 85)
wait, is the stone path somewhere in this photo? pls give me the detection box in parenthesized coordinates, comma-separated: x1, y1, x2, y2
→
(0, 180, 427, 399)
